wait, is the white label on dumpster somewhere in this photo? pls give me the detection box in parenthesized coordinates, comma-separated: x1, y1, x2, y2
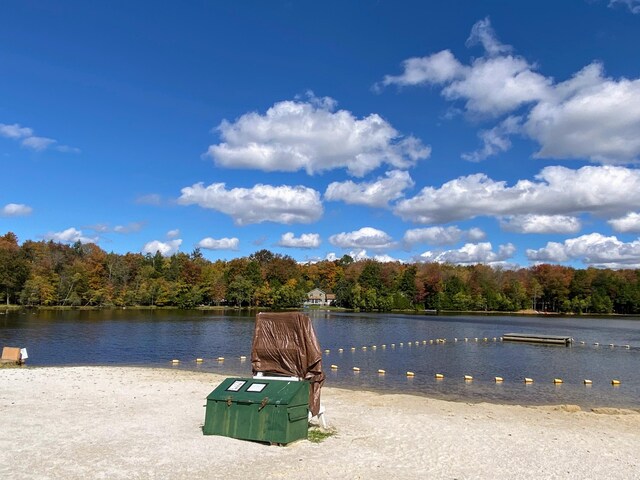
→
(247, 383, 267, 393)
(226, 380, 246, 392)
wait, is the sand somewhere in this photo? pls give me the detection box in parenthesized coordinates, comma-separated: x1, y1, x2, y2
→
(1, 366, 639, 479)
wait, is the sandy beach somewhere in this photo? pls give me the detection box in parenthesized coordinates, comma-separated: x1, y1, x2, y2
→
(1, 366, 638, 479)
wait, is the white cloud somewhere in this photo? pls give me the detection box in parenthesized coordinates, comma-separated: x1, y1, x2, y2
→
(380, 50, 465, 88)
(113, 222, 145, 234)
(500, 214, 582, 234)
(43, 227, 98, 244)
(465, 16, 513, 57)
(198, 237, 239, 250)
(278, 232, 321, 249)
(417, 242, 516, 265)
(136, 194, 162, 205)
(608, 212, 640, 233)
(462, 116, 521, 162)
(205, 93, 430, 177)
(21, 136, 56, 151)
(525, 63, 640, 164)
(325, 249, 401, 263)
(609, 0, 640, 14)
(527, 233, 640, 268)
(1, 203, 32, 217)
(142, 239, 182, 257)
(178, 182, 323, 225)
(329, 227, 395, 250)
(0, 123, 33, 139)
(0, 122, 78, 153)
(394, 165, 640, 224)
(403, 226, 486, 246)
(380, 18, 640, 164)
(324, 170, 414, 207)
(166, 229, 180, 239)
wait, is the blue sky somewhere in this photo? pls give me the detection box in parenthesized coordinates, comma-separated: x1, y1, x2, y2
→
(3, 1, 640, 268)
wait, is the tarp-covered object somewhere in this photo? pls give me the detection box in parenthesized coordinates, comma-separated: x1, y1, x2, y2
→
(251, 312, 325, 416)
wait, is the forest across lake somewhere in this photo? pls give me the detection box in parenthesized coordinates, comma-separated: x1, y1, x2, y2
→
(1, 231, 639, 314)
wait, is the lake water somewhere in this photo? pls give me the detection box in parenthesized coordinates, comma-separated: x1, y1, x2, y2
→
(1, 308, 639, 408)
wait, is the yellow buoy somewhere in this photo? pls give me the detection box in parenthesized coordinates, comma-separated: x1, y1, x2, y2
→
(352, 367, 360, 372)
(240, 355, 246, 360)
(406, 371, 415, 377)
(324, 349, 330, 353)
(381, 344, 386, 349)
(553, 378, 563, 384)
(435, 373, 444, 379)
(378, 369, 386, 374)
(422, 340, 427, 345)
(474, 338, 479, 342)
(583, 379, 593, 385)
(493, 337, 497, 342)
(351, 347, 356, 352)
(372, 345, 377, 350)
(171, 359, 180, 364)
(524, 377, 533, 384)
(196, 358, 203, 363)
(330, 364, 338, 370)
(217, 357, 224, 362)
(408, 342, 412, 346)
(611, 379, 621, 386)
(362, 346, 367, 351)
(391, 343, 396, 348)
(483, 338, 488, 342)
(495, 376, 504, 383)
(338, 348, 344, 353)
(464, 375, 473, 381)
(400, 342, 404, 346)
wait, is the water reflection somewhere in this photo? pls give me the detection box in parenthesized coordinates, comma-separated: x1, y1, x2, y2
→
(1, 309, 638, 408)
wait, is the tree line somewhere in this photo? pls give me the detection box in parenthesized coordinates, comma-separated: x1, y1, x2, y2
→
(1, 231, 639, 314)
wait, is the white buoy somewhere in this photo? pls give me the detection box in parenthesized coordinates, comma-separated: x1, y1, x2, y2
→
(584, 379, 592, 385)
(464, 375, 473, 381)
(324, 349, 330, 353)
(495, 376, 504, 383)
(378, 369, 386, 374)
(524, 377, 533, 384)
(406, 371, 415, 377)
(196, 358, 203, 363)
(611, 379, 621, 386)
(171, 359, 180, 364)
(435, 373, 444, 379)
(553, 378, 563, 384)
(331, 364, 338, 370)
(240, 355, 246, 361)
(217, 357, 224, 362)
(353, 367, 361, 372)
(338, 348, 344, 353)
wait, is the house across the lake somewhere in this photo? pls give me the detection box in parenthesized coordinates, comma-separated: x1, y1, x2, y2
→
(305, 288, 335, 306)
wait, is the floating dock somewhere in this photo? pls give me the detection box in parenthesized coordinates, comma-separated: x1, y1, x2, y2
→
(502, 333, 573, 346)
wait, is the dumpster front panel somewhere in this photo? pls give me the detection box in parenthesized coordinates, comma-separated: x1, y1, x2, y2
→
(203, 378, 309, 444)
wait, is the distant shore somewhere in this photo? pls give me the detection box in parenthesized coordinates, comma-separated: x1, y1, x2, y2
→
(1, 366, 639, 479)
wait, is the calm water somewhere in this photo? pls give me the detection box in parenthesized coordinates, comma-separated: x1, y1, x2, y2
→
(1, 308, 639, 408)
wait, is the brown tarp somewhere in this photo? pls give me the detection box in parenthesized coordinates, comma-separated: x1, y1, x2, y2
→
(251, 312, 325, 416)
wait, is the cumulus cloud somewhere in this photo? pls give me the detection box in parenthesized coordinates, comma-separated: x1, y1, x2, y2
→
(205, 93, 430, 177)
(197, 237, 239, 250)
(278, 232, 321, 249)
(325, 249, 401, 263)
(324, 170, 414, 207)
(403, 226, 486, 246)
(178, 182, 322, 225)
(1, 203, 32, 217)
(329, 227, 395, 250)
(527, 233, 640, 268)
(142, 239, 182, 257)
(500, 214, 582, 234)
(43, 227, 98, 245)
(608, 212, 640, 232)
(379, 18, 640, 164)
(417, 242, 516, 266)
(0, 122, 79, 153)
(394, 165, 640, 224)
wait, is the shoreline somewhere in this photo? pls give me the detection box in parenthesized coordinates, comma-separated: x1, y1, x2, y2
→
(1, 366, 639, 479)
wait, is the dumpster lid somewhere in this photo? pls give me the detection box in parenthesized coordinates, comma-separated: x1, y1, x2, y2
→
(207, 377, 309, 406)
(251, 312, 325, 415)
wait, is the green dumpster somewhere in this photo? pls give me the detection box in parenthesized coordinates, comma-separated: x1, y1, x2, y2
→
(203, 377, 309, 444)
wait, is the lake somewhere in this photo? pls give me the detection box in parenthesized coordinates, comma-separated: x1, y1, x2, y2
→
(1, 308, 639, 408)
